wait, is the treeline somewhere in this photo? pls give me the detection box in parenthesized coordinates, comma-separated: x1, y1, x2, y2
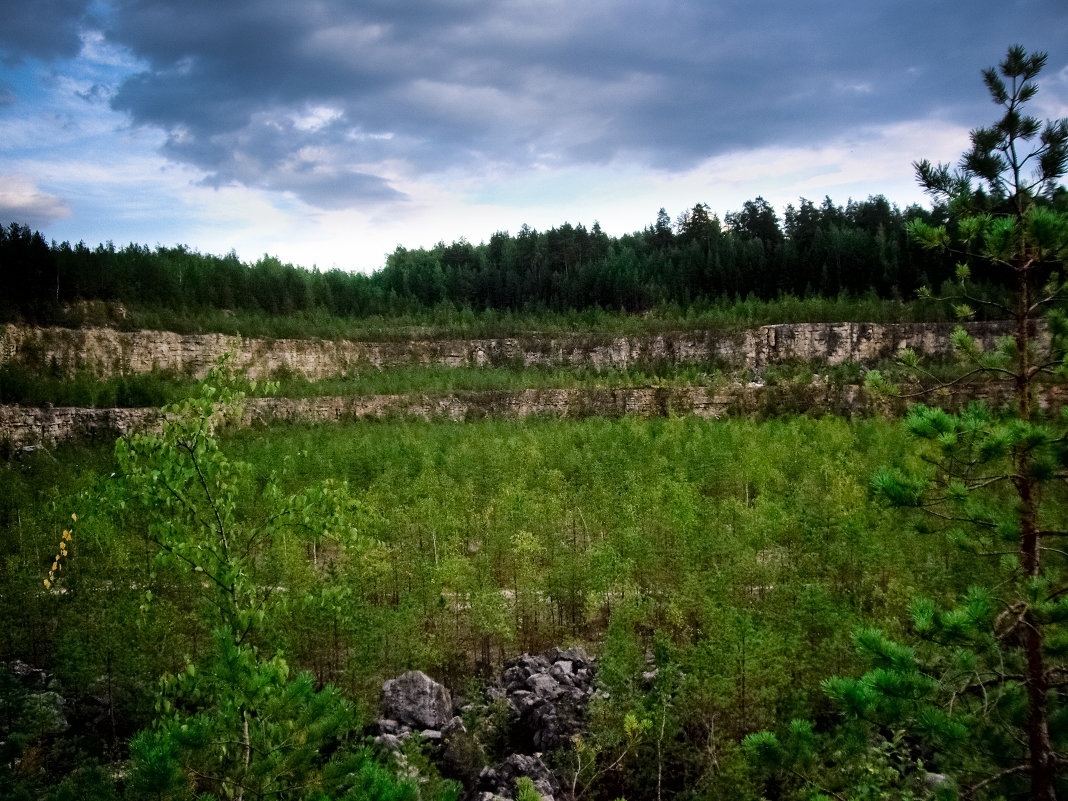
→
(383, 196, 957, 311)
(2, 195, 966, 324)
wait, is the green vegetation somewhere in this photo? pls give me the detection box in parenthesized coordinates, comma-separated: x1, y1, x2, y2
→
(0, 361, 731, 409)
(3, 193, 1033, 335)
(2, 401, 972, 799)
(5, 286, 962, 340)
(5, 357, 934, 410)
(745, 44, 1068, 800)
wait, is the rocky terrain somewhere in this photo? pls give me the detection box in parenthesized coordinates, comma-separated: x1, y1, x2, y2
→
(0, 321, 1031, 450)
(374, 647, 598, 801)
(0, 321, 1014, 379)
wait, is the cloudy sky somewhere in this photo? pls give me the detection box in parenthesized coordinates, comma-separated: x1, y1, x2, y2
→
(2, 1, 1067, 273)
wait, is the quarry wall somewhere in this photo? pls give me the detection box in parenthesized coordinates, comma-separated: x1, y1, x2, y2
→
(0, 321, 1029, 449)
(0, 321, 1014, 379)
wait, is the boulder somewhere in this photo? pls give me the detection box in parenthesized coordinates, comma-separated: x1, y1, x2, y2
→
(554, 646, 591, 667)
(380, 647, 597, 801)
(382, 670, 453, 731)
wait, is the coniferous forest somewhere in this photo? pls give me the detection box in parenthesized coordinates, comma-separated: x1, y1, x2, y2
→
(2, 45, 1068, 801)
(0, 193, 1003, 328)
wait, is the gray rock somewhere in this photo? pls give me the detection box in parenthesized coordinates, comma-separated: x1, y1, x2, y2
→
(925, 772, 950, 789)
(11, 660, 48, 689)
(382, 647, 598, 800)
(382, 670, 453, 730)
(509, 689, 539, 716)
(442, 715, 467, 736)
(439, 717, 487, 785)
(555, 646, 591, 667)
(527, 672, 559, 698)
(502, 666, 524, 688)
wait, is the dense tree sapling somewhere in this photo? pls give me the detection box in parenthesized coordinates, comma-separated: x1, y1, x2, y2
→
(115, 365, 424, 800)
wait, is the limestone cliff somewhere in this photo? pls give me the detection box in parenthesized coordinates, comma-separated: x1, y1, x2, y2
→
(0, 321, 1014, 379)
(0, 321, 1033, 450)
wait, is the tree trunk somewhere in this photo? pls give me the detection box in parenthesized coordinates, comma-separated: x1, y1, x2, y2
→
(1016, 262, 1057, 799)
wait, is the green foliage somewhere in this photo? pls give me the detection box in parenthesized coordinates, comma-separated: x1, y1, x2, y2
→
(837, 44, 1068, 801)
(744, 44, 1068, 801)
(104, 364, 416, 800)
(128, 632, 368, 801)
(0, 398, 970, 798)
(0, 364, 185, 408)
(3, 190, 979, 329)
(514, 776, 542, 801)
(744, 721, 949, 801)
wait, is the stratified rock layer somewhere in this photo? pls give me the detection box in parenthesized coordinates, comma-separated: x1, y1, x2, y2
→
(0, 321, 1016, 379)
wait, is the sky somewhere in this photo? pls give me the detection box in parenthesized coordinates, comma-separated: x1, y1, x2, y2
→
(2, 1, 1067, 274)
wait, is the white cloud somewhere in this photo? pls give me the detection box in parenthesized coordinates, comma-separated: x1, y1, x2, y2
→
(0, 174, 72, 227)
(290, 105, 344, 132)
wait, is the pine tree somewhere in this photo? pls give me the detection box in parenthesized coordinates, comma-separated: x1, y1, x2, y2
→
(862, 45, 1068, 799)
(747, 45, 1068, 800)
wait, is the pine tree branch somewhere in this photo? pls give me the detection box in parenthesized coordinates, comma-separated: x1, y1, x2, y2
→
(965, 762, 1030, 797)
(894, 368, 991, 398)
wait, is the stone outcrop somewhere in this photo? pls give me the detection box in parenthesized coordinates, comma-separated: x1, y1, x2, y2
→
(382, 670, 454, 731)
(0, 321, 1016, 379)
(476, 754, 560, 801)
(0, 403, 162, 450)
(497, 647, 595, 753)
(374, 647, 597, 801)
(4, 381, 1062, 451)
(2, 319, 1049, 450)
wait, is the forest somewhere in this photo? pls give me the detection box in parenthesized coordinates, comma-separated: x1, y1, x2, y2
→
(0, 193, 1016, 331)
(1, 45, 1068, 801)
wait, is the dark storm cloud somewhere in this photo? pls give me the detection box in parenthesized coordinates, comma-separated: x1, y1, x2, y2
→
(100, 0, 1068, 209)
(0, 0, 94, 64)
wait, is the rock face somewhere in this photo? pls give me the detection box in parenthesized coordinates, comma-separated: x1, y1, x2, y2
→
(382, 670, 454, 731)
(375, 647, 597, 801)
(3, 320, 1048, 450)
(5, 381, 1062, 451)
(0, 321, 1017, 380)
(476, 753, 560, 801)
